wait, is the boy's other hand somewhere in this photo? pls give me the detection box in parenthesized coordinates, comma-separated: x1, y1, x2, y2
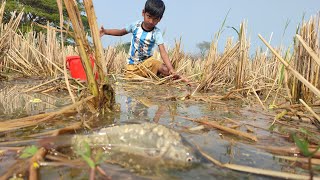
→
(178, 75, 190, 84)
(169, 69, 176, 75)
(170, 70, 189, 84)
(169, 70, 179, 79)
(100, 26, 105, 37)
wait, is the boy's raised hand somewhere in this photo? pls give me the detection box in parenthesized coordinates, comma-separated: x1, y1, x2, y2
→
(99, 26, 105, 37)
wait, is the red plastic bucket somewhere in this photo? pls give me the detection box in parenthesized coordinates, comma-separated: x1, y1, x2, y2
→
(66, 55, 97, 80)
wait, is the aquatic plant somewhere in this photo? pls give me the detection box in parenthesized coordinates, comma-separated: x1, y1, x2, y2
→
(75, 142, 109, 180)
(19, 145, 38, 159)
(293, 134, 320, 179)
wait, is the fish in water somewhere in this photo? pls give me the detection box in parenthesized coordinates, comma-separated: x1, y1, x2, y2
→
(71, 123, 201, 172)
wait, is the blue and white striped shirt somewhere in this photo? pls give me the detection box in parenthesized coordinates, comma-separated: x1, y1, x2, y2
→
(125, 21, 164, 65)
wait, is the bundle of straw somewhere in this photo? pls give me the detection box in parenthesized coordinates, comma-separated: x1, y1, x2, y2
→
(292, 14, 320, 103)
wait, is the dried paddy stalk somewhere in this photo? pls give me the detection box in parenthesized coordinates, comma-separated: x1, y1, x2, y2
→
(0, 11, 23, 61)
(57, 0, 76, 104)
(45, 22, 58, 75)
(104, 46, 127, 74)
(182, 116, 257, 142)
(199, 42, 240, 91)
(224, 37, 234, 51)
(198, 149, 315, 180)
(296, 34, 320, 66)
(203, 40, 218, 76)
(299, 99, 320, 129)
(29, 147, 47, 180)
(113, 52, 127, 74)
(170, 38, 184, 69)
(63, 0, 99, 96)
(0, 1, 5, 24)
(6, 48, 40, 76)
(83, 0, 106, 81)
(189, 57, 205, 81)
(223, 37, 236, 81)
(292, 14, 320, 103)
(105, 46, 118, 74)
(2, 23, 78, 77)
(235, 21, 249, 89)
(259, 34, 320, 99)
(224, 164, 313, 180)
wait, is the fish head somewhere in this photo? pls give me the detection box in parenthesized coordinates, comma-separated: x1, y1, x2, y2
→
(162, 141, 202, 167)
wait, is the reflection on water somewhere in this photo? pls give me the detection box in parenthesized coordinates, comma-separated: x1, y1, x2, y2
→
(116, 91, 203, 125)
(0, 83, 71, 119)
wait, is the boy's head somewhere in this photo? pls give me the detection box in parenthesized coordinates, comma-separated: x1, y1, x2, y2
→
(144, 0, 165, 19)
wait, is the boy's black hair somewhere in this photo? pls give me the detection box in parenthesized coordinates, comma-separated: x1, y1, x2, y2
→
(144, 0, 165, 19)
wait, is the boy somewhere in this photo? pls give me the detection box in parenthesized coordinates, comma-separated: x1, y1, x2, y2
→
(100, 0, 186, 81)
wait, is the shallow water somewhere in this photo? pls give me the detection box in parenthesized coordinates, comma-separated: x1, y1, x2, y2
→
(0, 78, 316, 179)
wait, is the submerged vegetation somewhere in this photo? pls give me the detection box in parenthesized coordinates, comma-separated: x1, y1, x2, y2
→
(0, 0, 319, 179)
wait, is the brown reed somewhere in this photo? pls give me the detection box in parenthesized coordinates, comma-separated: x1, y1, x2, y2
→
(0, 1, 5, 25)
(235, 21, 249, 89)
(0, 10, 23, 62)
(170, 37, 185, 69)
(292, 14, 320, 103)
(199, 41, 240, 91)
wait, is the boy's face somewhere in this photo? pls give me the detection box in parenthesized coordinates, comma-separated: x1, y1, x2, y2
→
(142, 10, 161, 30)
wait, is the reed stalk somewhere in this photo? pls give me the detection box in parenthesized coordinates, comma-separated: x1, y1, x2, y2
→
(180, 116, 257, 142)
(0, 1, 5, 24)
(259, 34, 320, 99)
(29, 148, 47, 180)
(235, 21, 249, 89)
(83, 0, 107, 82)
(292, 14, 320, 103)
(63, 0, 99, 96)
(0, 10, 23, 61)
(56, 0, 76, 104)
(199, 42, 240, 91)
(299, 99, 320, 129)
(105, 47, 118, 74)
(170, 38, 184, 69)
(296, 34, 320, 66)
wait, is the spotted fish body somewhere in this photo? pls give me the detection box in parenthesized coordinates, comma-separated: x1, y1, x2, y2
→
(72, 123, 198, 169)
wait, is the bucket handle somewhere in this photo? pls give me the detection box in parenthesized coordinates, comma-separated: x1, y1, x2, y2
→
(66, 58, 70, 70)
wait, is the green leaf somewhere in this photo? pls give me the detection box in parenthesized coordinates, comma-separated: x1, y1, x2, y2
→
(82, 142, 91, 158)
(19, 145, 38, 159)
(75, 142, 95, 168)
(268, 124, 276, 131)
(292, 134, 311, 157)
(79, 154, 95, 168)
(299, 127, 310, 135)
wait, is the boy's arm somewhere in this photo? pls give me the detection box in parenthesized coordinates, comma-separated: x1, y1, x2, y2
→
(100, 26, 128, 37)
(158, 44, 175, 74)
(159, 44, 189, 83)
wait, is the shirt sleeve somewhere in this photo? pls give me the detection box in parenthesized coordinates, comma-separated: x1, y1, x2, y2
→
(154, 30, 164, 45)
(125, 21, 137, 33)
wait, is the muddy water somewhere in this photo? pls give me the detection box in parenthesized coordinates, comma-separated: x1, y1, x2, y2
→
(0, 78, 314, 179)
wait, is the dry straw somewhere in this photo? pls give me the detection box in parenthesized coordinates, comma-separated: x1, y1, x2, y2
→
(292, 14, 320, 103)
